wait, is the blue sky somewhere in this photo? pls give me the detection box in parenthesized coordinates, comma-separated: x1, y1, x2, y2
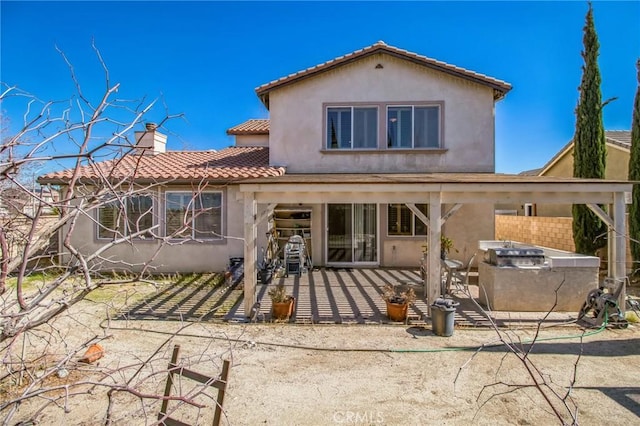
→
(1, 1, 639, 174)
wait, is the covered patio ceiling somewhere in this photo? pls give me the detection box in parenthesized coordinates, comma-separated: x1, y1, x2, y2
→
(238, 173, 633, 318)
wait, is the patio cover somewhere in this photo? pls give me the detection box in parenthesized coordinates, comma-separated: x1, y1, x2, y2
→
(238, 173, 632, 318)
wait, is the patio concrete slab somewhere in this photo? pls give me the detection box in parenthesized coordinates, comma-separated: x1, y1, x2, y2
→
(226, 268, 579, 327)
(119, 269, 579, 328)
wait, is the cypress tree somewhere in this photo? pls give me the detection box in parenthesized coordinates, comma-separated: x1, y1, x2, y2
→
(629, 59, 640, 273)
(572, 3, 608, 255)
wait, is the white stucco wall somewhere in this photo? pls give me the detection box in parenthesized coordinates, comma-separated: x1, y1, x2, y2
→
(62, 185, 256, 274)
(268, 53, 496, 173)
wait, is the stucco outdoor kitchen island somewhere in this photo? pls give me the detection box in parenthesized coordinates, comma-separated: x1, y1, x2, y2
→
(477, 241, 600, 312)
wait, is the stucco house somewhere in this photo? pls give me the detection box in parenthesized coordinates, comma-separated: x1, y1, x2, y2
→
(39, 42, 632, 316)
(496, 131, 633, 216)
(529, 130, 632, 217)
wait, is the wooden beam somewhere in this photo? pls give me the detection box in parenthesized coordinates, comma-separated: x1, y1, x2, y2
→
(405, 202, 462, 231)
(427, 192, 442, 315)
(586, 203, 613, 227)
(251, 190, 620, 205)
(441, 203, 462, 223)
(254, 192, 436, 204)
(240, 181, 632, 196)
(256, 203, 277, 226)
(441, 191, 618, 204)
(243, 192, 258, 317)
(406, 203, 429, 230)
(613, 192, 627, 312)
(608, 202, 615, 279)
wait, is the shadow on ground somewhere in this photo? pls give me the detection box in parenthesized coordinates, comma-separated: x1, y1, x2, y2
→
(575, 386, 640, 416)
(117, 268, 579, 327)
(461, 337, 640, 357)
(117, 273, 243, 321)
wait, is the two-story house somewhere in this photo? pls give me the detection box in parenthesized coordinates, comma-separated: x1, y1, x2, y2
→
(39, 41, 632, 316)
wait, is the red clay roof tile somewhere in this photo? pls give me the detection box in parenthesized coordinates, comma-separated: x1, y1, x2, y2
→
(38, 147, 284, 184)
(226, 119, 270, 135)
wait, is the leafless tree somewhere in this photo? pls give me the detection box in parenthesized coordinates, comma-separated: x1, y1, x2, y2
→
(0, 43, 233, 424)
(453, 279, 585, 425)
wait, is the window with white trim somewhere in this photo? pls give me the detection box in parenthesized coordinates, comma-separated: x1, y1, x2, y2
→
(327, 106, 378, 149)
(165, 192, 223, 239)
(387, 105, 440, 148)
(387, 204, 428, 236)
(97, 195, 154, 239)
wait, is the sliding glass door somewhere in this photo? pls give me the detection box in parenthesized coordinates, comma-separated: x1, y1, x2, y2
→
(327, 204, 377, 265)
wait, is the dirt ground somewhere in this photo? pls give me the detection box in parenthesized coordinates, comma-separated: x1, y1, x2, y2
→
(5, 287, 640, 426)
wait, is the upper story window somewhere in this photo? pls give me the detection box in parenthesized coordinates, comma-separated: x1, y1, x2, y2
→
(326, 106, 378, 149)
(388, 203, 428, 236)
(97, 195, 154, 240)
(387, 105, 440, 149)
(165, 191, 223, 240)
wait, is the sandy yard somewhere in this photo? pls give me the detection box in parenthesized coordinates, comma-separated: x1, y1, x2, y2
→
(3, 285, 640, 426)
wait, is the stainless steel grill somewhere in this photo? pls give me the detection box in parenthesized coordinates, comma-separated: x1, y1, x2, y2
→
(484, 247, 545, 267)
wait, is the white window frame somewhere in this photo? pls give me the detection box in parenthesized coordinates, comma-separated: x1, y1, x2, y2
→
(164, 191, 224, 240)
(326, 106, 378, 150)
(386, 104, 441, 149)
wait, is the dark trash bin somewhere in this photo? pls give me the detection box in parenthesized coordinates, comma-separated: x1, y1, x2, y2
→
(258, 265, 275, 284)
(431, 297, 459, 337)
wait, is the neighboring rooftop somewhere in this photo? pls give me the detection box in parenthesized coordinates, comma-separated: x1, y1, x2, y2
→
(38, 147, 285, 184)
(255, 40, 512, 108)
(518, 168, 543, 176)
(538, 130, 632, 175)
(606, 130, 632, 150)
(226, 119, 270, 135)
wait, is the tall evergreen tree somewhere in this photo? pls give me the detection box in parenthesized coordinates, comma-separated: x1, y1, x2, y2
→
(629, 59, 640, 273)
(572, 3, 608, 255)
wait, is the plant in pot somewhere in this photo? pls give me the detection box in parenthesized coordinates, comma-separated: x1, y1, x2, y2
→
(268, 283, 295, 320)
(382, 283, 416, 322)
(421, 235, 457, 266)
(440, 235, 456, 260)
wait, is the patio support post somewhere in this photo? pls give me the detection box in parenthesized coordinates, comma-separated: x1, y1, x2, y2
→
(243, 191, 258, 317)
(607, 205, 615, 280)
(256, 203, 277, 225)
(427, 192, 442, 316)
(612, 191, 627, 312)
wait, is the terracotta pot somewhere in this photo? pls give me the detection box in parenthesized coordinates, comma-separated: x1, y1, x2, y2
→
(80, 343, 104, 363)
(272, 297, 295, 320)
(386, 301, 408, 321)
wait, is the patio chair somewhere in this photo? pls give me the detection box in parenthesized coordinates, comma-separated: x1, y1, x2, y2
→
(449, 252, 476, 295)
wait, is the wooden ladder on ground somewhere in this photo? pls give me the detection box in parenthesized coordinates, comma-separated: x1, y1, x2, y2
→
(158, 345, 231, 426)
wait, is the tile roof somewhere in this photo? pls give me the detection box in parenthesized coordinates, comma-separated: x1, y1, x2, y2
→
(255, 41, 512, 107)
(226, 119, 270, 135)
(38, 147, 285, 184)
(518, 168, 543, 176)
(606, 130, 632, 150)
(538, 130, 632, 176)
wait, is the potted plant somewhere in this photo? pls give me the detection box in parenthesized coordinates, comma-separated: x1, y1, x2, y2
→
(421, 235, 457, 261)
(381, 283, 416, 322)
(268, 283, 295, 320)
(440, 235, 455, 260)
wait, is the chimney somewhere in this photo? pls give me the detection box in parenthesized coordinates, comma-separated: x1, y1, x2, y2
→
(134, 122, 167, 155)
